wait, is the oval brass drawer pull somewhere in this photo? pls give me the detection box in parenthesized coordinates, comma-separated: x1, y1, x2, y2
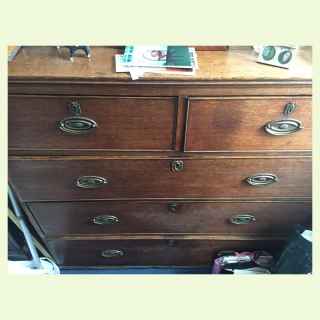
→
(264, 119, 303, 136)
(246, 173, 278, 186)
(171, 160, 184, 172)
(230, 214, 256, 225)
(76, 176, 108, 189)
(101, 249, 124, 258)
(58, 116, 98, 134)
(92, 215, 119, 225)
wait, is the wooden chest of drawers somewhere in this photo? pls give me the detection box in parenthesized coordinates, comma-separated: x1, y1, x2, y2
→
(8, 46, 312, 268)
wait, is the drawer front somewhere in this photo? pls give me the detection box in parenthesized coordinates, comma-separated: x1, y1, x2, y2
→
(48, 239, 284, 266)
(8, 96, 177, 151)
(28, 201, 312, 237)
(185, 97, 311, 152)
(9, 158, 312, 201)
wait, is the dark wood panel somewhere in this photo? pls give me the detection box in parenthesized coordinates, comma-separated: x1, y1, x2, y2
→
(9, 157, 312, 201)
(48, 239, 285, 266)
(185, 97, 311, 152)
(8, 81, 312, 97)
(56, 234, 288, 241)
(9, 95, 177, 151)
(28, 201, 312, 237)
(8, 150, 313, 157)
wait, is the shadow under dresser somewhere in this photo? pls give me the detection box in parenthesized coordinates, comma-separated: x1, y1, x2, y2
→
(8, 46, 312, 268)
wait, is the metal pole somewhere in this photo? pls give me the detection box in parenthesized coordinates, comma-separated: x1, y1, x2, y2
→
(8, 184, 42, 269)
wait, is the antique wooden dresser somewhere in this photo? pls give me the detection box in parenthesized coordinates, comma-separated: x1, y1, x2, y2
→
(8, 46, 312, 268)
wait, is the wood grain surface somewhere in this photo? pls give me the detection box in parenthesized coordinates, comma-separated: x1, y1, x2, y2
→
(9, 157, 312, 201)
(48, 238, 285, 266)
(184, 96, 311, 152)
(8, 46, 312, 81)
(27, 200, 311, 238)
(9, 95, 178, 151)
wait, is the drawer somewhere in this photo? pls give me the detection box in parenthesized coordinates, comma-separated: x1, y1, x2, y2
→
(9, 157, 312, 201)
(48, 239, 285, 267)
(8, 95, 177, 151)
(184, 97, 311, 152)
(28, 201, 312, 237)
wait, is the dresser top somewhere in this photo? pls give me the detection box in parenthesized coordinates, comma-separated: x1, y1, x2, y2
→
(8, 46, 312, 82)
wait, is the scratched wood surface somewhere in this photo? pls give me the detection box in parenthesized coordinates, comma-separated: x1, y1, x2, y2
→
(8, 46, 312, 81)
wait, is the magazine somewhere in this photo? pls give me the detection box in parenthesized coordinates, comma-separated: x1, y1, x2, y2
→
(115, 48, 198, 79)
(122, 46, 168, 68)
(122, 46, 195, 69)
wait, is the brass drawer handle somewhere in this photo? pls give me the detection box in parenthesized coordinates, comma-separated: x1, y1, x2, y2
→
(92, 215, 119, 225)
(168, 203, 179, 213)
(76, 176, 108, 189)
(171, 160, 184, 172)
(246, 173, 278, 186)
(58, 116, 98, 134)
(230, 214, 256, 225)
(264, 119, 303, 136)
(101, 249, 124, 258)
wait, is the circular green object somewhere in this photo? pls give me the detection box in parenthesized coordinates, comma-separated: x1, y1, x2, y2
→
(278, 50, 292, 64)
(262, 46, 276, 61)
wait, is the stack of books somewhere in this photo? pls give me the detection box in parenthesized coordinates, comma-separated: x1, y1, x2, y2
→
(115, 46, 198, 80)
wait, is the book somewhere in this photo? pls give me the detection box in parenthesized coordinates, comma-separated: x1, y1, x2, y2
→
(165, 46, 192, 69)
(115, 48, 198, 79)
(115, 54, 196, 76)
(122, 46, 168, 68)
(116, 46, 198, 79)
(122, 46, 195, 70)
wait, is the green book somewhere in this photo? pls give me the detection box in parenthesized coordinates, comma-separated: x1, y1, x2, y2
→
(165, 46, 193, 69)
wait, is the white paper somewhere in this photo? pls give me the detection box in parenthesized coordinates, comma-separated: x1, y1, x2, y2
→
(232, 267, 271, 274)
(115, 50, 198, 80)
